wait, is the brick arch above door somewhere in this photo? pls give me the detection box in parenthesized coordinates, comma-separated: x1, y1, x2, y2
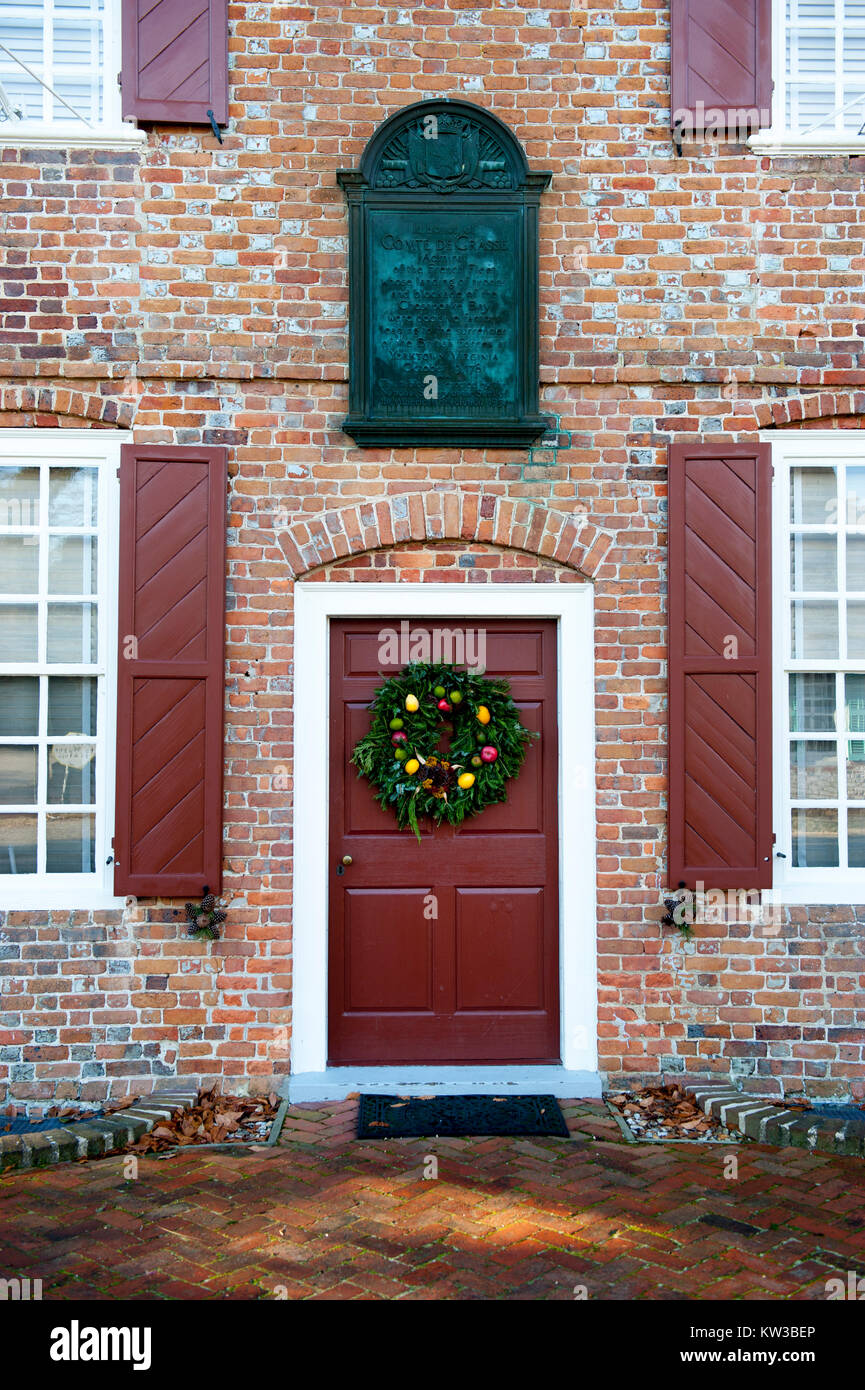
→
(278, 492, 615, 581)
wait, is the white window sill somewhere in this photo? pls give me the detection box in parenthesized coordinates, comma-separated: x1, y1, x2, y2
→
(0, 124, 146, 150)
(749, 132, 865, 157)
(1, 878, 127, 912)
(765, 879, 865, 906)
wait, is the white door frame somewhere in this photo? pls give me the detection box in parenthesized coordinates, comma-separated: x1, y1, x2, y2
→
(290, 582, 600, 1099)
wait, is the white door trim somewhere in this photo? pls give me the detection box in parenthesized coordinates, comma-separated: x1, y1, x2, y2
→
(290, 582, 600, 1100)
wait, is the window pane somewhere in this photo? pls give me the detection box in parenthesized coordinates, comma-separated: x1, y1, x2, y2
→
(790, 534, 836, 590)
(0, 814, 37, 874)
(792, 808, 839, 867)
(786, 85, 836, 130)
(789, 30, 836, 76)
(0, 677, 39, 735)
(849, 810, 865, 866)
(790, 466, 836, 524)
(0, 14, 44, 121)
(790, 672, 836, 731)
(0, 605, 37, 662)
(46, 813, 95, 873)
(847, 741, 865, 798)
(847, 536, 865, 590)
(0, 746, 37, 805)
(847, 466, 865, 526)
(0, 466, 39, 529)
(53, 10, 104, 124)
(48, 677, 97, 737)
(48, 744, 96, 805)
(48, 467, 98, 527)
(0, 536, 39, 594)
(788, 1, 835, 18)
(790, 740, 837, 798)
(842, 89, 865, 131)
(790, 600, 839, 657)
(848, 602, 865, 657)
(47, 604, 97, 663)
(48, 536, 97, 595)
(845, 674, 865, 730)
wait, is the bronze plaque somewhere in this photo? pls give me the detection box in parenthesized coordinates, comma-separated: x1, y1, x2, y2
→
(338, 101, 552, 448)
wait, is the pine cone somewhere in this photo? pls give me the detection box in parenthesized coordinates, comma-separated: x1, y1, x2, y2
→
(212, 909, 227, 924)
(184, 902, 198, 921)
(202, 893, 216, 912)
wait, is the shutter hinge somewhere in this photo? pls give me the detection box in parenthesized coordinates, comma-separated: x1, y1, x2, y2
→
(207, 110, 224, 144)
(672, 118, 684, 158)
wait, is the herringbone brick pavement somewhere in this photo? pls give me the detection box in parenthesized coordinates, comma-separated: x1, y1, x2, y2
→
(1, 1100, 863, 1300)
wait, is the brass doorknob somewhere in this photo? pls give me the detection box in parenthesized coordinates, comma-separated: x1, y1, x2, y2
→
(342, 855, 353, 866)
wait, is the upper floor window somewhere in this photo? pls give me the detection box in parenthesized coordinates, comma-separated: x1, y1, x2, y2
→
(753, 0, 865, 151)
(0, 0, 138, 143)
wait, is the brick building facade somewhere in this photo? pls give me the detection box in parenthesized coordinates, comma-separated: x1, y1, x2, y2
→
(1, 1, 864, 1108)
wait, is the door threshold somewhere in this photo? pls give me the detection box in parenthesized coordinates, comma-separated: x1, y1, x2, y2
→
(286, 1065, 603, 1104)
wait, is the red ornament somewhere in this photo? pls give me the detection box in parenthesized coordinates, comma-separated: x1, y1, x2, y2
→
(436, 698, 452, 713)
(480, 745, 498, 763)
(391, 731, 408, 746)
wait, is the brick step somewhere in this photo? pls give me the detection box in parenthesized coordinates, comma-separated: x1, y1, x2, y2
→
(0, 1086, 198, 1173)
(686, 1082, 865, 1157)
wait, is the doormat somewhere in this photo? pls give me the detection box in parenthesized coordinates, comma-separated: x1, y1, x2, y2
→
(357, 1093, 570, 1139)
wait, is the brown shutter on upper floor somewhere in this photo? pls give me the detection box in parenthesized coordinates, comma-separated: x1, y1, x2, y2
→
(114, 445, 227, 898)
(668, 443, 773, 891)
(670, 0, 772, 134)
(121, 0, 229, 125)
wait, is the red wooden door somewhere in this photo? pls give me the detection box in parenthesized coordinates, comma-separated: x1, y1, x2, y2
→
(328, 619, 560, 1064)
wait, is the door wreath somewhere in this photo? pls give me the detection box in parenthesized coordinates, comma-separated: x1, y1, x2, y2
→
(351, 661, 536, 841)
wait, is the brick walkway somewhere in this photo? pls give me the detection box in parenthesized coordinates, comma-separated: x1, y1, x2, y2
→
(1, 1100, 864, 1300)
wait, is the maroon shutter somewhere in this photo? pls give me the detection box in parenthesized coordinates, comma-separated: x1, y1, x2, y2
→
(114, 445, 226, 898)
(668, 443, 773, 890)
(121, 0, 229, 125)
(671, 0, 772, 134)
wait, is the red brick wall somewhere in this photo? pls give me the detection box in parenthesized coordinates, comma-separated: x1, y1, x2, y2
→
(1, 2, 864, 1106)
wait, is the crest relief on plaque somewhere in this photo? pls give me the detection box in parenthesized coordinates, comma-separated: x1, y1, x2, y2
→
(337, 100, 553, 449)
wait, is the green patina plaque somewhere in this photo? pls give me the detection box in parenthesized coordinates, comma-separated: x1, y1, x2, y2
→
(338, 101, 552, 449)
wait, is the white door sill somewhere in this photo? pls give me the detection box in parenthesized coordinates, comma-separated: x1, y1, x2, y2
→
(286, 1065, 603, 1103)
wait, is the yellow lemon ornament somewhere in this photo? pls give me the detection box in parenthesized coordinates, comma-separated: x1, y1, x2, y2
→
(405, 694, 419, 713)
(476, 705, 491, 725)
(457, 772, 475, 790)
(404, 758, 420, 775)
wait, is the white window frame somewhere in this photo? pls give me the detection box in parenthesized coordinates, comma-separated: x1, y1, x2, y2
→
(768, 429, 865, 904)
(0, 0, 144, 148)
(751, 0, 865, 155)
(0, 429, 126, 909)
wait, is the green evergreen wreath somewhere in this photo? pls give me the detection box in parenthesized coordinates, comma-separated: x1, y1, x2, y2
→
(351, 662, 536, 841)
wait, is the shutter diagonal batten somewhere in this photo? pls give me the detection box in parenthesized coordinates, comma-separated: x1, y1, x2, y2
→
(114, 444, 226, 897)
(668, 443, 773, 890)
